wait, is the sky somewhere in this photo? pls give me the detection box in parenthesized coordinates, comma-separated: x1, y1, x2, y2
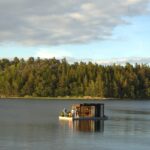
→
(0, 0, 150, 64)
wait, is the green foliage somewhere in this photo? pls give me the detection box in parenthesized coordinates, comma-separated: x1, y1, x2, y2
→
(0, 58, 150, 99)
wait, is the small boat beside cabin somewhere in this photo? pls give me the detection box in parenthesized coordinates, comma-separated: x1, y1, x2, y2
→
(59, 103, 108, 121)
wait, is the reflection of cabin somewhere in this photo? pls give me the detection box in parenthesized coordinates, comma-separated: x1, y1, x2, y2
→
(73, 120, 104, 132)
(72, 103, 105, 119)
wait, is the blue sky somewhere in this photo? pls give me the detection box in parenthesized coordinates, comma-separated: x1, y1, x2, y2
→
(0, 0, 150, 62)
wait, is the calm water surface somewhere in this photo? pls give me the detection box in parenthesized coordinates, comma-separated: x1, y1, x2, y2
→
(0, 99, 150, 150)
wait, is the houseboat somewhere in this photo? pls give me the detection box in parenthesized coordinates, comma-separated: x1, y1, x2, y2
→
(59, 103, 108, 121)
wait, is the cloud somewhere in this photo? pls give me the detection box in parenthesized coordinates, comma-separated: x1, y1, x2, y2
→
(35, 49, 72, 58)
(65, 57, 150, 65)
(0, 0, 149, 45)
(95, 57, 150, 65)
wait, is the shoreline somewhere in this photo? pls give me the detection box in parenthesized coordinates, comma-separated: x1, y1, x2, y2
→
(0, 96, 149, 100)
(0, 96, 117, 100)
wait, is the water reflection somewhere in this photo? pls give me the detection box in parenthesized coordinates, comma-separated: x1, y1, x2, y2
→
(59, 120, 104, 133)
(73, 120, 104, 132)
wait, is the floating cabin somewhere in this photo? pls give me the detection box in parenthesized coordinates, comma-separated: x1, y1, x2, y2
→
(59, 103, 107, 121)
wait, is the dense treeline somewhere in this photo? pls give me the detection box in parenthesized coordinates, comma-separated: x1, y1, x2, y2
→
(0, 57, 150, 99)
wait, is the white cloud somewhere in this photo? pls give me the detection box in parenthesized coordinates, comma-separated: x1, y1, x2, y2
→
(35, 49, 72, 58)
(95, 57, 150, 65)
(69, 13, 86, 21)
(127, 0, 142, 4)
(66, 57, 150, 65)
(0, 0, 149, 45)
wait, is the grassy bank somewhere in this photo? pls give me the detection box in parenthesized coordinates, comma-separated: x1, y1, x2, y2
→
(1, 96, 149, 100)
(0, 96, 116, 100)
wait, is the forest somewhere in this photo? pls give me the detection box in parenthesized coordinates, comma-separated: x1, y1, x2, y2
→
(0, 57, 150, 99)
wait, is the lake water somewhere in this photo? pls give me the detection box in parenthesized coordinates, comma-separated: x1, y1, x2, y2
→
(0, 99, 150, 150)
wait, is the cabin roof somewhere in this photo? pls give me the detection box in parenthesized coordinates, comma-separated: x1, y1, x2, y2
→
(72, 103, 104, 107)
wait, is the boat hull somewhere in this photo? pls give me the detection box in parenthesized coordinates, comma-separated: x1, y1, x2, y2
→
(59, 116, 108, 121)
(59, 116, 73, 121)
